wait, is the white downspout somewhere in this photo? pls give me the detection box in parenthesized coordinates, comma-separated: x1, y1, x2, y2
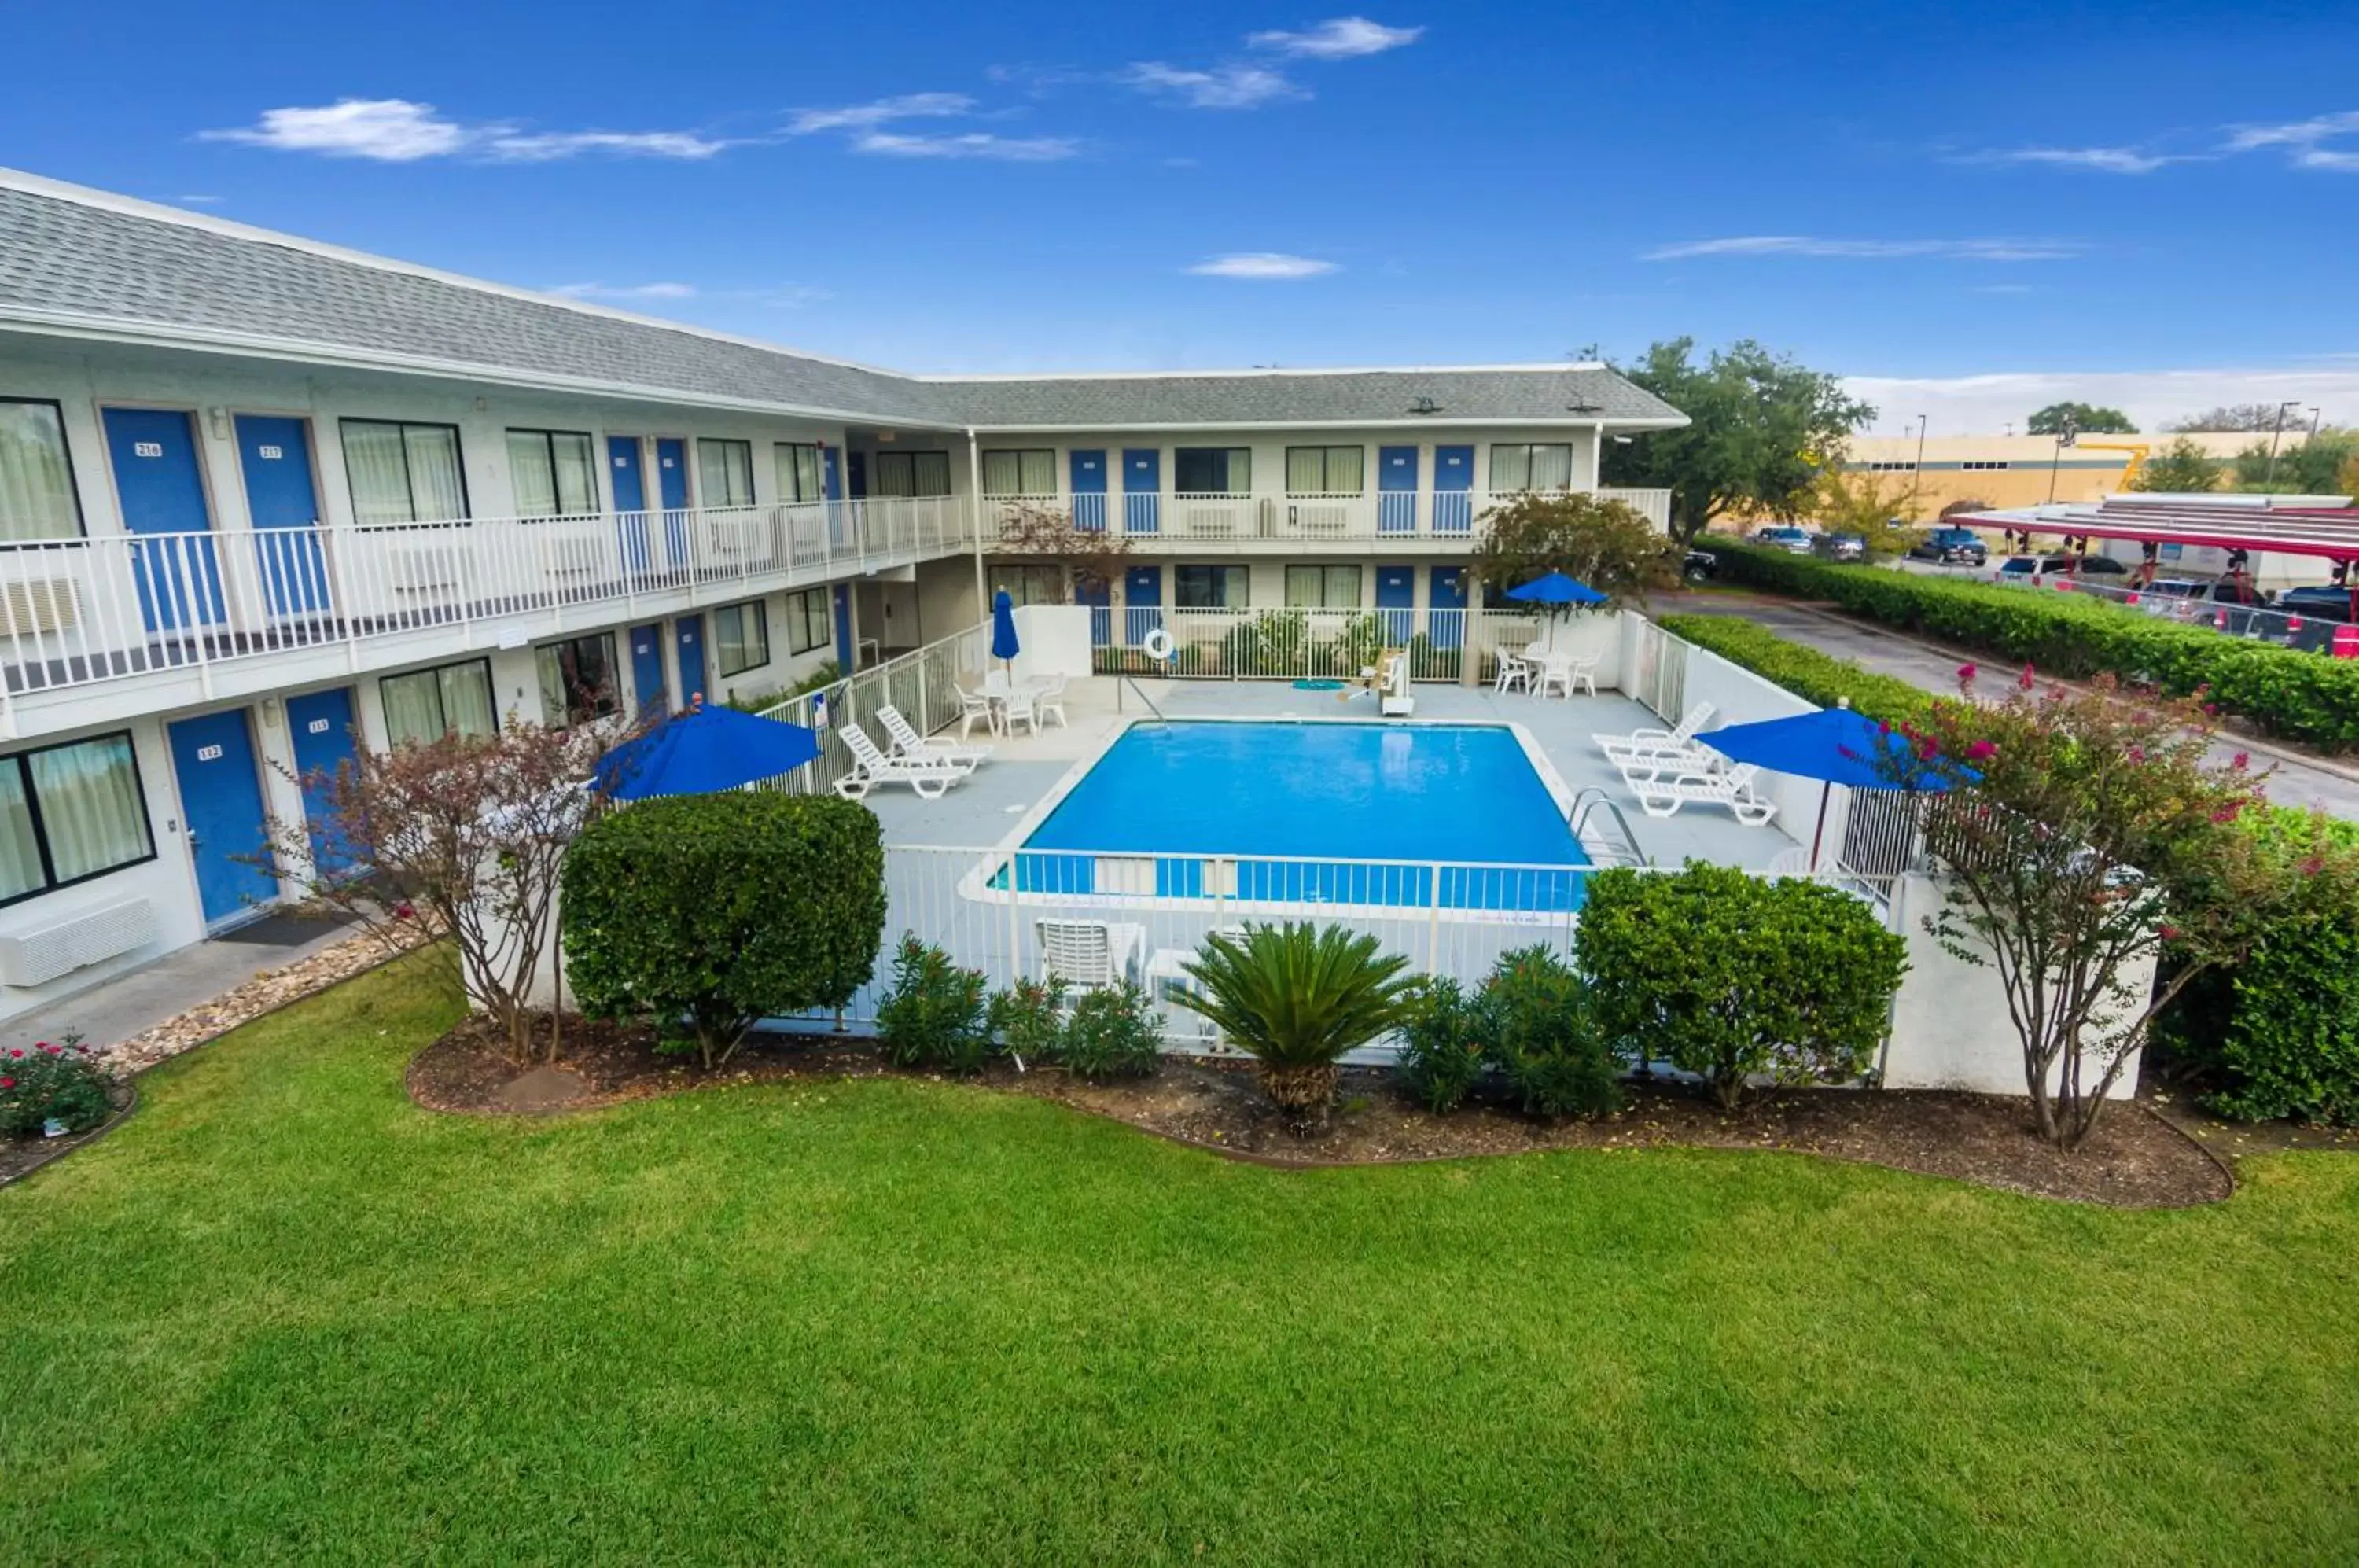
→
(966, 428, 988, 619)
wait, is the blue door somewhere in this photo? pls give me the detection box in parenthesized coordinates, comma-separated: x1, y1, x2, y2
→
(609, 436, 651, 575)
(674, 613, 706, 703)
(285, 687, 360, 880)
(234, 415, 329, 617)
(166, 708, 276, 926)
(655, 438, 690, 576)
(1074, 577, 1112, 646)
(1123, 448, 1161, 536)
(1433, 444, 1475, 536)
(1124, 565, 1163, 646)
(832, 583, 853, 671)
(1429, 566, 1467, 650)
(1070, 450, 1107, 532)
(822, 444, 849, 550)
(1376, 565, 1415, 643)
(105, 407, 225, 633)
(1378, 445, 1419, 534)
(629, 623, 668, 716)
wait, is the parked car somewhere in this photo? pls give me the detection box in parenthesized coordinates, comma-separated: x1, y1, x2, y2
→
(1995, 554, 2129, 581)
(1814, 532, 1868, 563)
(1908, 527, 1988, 566)
(2276, 585, 2359, 624)
(1683, 548, 1720, 581)
(1750, 525, 1814, 554)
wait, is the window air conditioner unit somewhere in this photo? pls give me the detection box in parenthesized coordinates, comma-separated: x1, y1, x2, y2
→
(1, 580, 80, 633)
(0, 896, 156, 987)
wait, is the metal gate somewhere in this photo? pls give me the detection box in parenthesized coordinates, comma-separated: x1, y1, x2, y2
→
(1630, 620, 1688, 722)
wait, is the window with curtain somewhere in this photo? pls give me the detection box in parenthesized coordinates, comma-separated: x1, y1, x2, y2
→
(533, 635, 619, 728)
(1489, 443, 1576, 492)
(714, 600, 771, 676)
(0, 731, 154, 904)
(1174, 447, 1252, 495)
(1175, 565, 1249, 609)
(341, 421, 467, 525)
(988, 565, 1064, 606)
(696, 440, 755, 507)
(1283, 565, 1363, 608)
(381, 659, 498, 747)
(505, 429, 597, 517)
(1284, 446, 1364, 495)
(0, 399, 84, 543)
(786, 587, 833, 654)
(874, 450, 952, 498)
(775, 442, 825, 502)
(981, 449, 1058, 497)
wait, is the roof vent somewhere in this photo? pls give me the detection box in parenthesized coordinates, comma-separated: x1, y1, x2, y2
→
(1408, 395, 1443, 415)
(1566, 398, 1604, 415)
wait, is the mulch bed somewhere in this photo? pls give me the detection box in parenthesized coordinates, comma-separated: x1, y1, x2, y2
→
(0, 1080, 136, 1188)
(409, 1019, 2234, 1209)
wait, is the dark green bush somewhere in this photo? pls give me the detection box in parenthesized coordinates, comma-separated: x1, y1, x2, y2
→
(1658, 614, 1934, 727)
(876, 937, 994, 1074)
(1579, 864, 1908, 1107)
(1481, 946, 1624, 1118)
(561, 792, 886, 1068)
(1058, 984, 1165, 1080)
(1704, 541, 2359, 749)
(0, 1033, 111, 1139)
(1393, 977, 1487, 1114)
(989, 976, 1066, 1066)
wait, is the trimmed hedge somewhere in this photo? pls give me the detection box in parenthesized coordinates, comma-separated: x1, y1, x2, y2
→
(1705, 541, 2359, 749)
(562, 792, 887, 1066)
(1658, 613, 1934, 725)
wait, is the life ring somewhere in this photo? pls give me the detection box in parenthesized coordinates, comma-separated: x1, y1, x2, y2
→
(1140, 627, 1176, 661)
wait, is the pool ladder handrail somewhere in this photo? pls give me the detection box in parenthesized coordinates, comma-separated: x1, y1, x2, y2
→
(1116, 674, 1168, 723)
(1567, 788, 1651, 869)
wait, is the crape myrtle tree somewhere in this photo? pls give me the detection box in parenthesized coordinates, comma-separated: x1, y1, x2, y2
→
(1907, 668, 2331, 1150)
(2127, 437, 2225, 494)
(1600, 337, 1875, 543)
(992, 501, 1133, 603)
(262, 717, 635, 1067)
(1467, 491, 1682, 602)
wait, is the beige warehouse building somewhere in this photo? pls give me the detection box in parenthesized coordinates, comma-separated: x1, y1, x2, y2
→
(1839, 431, 2311, 514)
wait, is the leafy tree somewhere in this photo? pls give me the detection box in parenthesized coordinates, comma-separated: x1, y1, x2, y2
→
(2028, 402, 2135, 435)
(1180, 922, 1413, 1128)
(992, 501, 1133, 601)
(2230, 428, 2357, 494)
(2128, 436, 2224, 494)
(2165, 403, 2298, 433)
(1913, 672, 2320, 1150)
(561, 792, 886, 1069)
(1809, 465, 1920, 547)
(1467, 491, 1680, 601)
(1601, 337, 1874, 543)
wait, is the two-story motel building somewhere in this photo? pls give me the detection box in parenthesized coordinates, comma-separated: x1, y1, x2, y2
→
(0, 167, 1684, 1020)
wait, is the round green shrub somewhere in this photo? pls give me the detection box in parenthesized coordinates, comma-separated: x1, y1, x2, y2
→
(1058, 983, 1165, 1080)
(1393, 977, 1487, 1114)
(876, 937, 993, 1074)
(561, 791, 886, 1067)
(1480, 946, 1623, 1117)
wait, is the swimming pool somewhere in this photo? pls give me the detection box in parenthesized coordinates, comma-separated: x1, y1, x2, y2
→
(999, 720, 1592, 911)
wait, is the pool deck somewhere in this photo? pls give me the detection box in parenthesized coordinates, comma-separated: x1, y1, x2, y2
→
(865, 676, 1804, 872)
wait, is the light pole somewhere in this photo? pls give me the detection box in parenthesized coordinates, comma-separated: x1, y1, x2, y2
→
(1908, 414, 1929, 521)
(2264, 399, 2303, 491)
(2048, 412, 2076, 504)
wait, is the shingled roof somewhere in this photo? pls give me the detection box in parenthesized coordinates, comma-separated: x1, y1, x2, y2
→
(0, 170, 1684, 432)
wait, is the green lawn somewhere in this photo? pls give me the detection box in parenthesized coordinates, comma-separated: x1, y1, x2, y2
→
(4, 958, 2356, 1563)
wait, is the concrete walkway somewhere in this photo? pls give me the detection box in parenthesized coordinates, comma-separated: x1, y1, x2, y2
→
(1664, 592, 2359, 821)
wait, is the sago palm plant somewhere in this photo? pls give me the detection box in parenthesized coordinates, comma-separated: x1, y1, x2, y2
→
(1180, 922, 1414, 1127)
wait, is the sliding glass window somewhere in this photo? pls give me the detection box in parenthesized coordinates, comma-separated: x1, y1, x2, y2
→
(0, 731, 154, 904)
(506, 429, 597, 517)
(774, 442, 825, 503)
(341, 421, 467, 525)
(535, 634, 620, 729)
(715, 600, 770, 676)
(874, 451, 952, 498)
(1283, 565, 1363, 608)
(696, 440, 755, 508)
(380, 659, 498, 747)
(1489, 443, 1575, 492)
(786, 587, 832, 655)
(1175, 565, 1249, 609)
(981, 449, 1058, 497)
(0, 399, 84, 542)
(1284, 446, 1364, 495)
(1174, 447, 1251, 495)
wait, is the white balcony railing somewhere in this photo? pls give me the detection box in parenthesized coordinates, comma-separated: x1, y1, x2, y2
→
(984, 486, 1673, 543)
(0, 496, 970, 719)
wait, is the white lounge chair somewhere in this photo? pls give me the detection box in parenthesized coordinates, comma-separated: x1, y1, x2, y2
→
(1629, 760, 1778, 825)
(1037, 918, 1145, 992)
(1595, 702, 1717, 765)
(876, 704, 989, 771)
(832, 723, 966, 800)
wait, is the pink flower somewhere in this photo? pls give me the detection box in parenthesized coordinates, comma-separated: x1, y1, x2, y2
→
(2203, 703, 2220, 718)
(1956, 663, 1978, 683)
(1966, 740, 1997, 761)
(2302, 856, 2327, 876)
(2211, 804, 2243, 823)
(2018, 664, 2037, 690)
(395, 902, 416, 921)
(2127, 746, 2146, 764)
(6, 1049, 18, 1059)
(2159, 925, 2182, 941)
(2232, 752, 2250, 771)
(0, 1077, 13, 1091)
(38, 1043, 58, 1055)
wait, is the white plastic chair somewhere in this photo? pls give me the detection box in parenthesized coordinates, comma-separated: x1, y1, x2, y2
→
(1002, 686, 1040, 737)
(876, 704, 989, 770)
(1036, 918, 1144, 992)
(1493, 652, 1531, 694)
(832, 723, 966, 800)
(955, 681, 998, 740)
(1035, 674, 1069, 729)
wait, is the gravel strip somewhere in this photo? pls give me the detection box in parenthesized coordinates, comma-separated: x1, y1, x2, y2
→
(98, 926, 434, 1077)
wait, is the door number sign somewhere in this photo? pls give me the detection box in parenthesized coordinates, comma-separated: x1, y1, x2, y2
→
(196, 744, 223, 762)
(134, 442, 163, 458)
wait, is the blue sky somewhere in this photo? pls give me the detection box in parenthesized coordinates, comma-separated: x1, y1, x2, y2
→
(6, 1, 2357, 429)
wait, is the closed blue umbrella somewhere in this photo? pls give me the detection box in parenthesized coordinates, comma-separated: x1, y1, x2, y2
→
(1503, 570, 1607, 651)
(1702, 700, 1978, 863)
(594, 701, 822, 801)
(990, 588, 1021, 675)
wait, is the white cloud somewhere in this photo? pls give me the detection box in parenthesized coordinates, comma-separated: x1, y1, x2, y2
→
(787, 93, 975, 134)
(2224, 109, 2359, 151)
(547, 282, 699, 300)
(852, 131, 1078, 160)
(175, 193, 224, 206)
(202, 98, 730, 163)
(1842, 366, 2357, 436)
(1123, 62, 1303, 109)
(1971, 145, 2184, 175)
(1643, 235, 2084, 262)
(1248, 17, 1425, 58)
(1188, 252, 1338, 279)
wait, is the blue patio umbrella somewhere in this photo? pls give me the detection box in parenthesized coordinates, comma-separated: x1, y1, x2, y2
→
(1503, 570, 1608, 650)
(1701, 699, 1979, 864)
(594, 701, 822, 801)
(990, 588, 1021, 675)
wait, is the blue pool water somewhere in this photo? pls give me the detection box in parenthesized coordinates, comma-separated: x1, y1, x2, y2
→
(1005, 721, 1590, 911)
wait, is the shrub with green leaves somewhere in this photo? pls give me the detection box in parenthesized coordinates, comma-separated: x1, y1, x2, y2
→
(989, 976, 1067, 1066)
(561, 792, 886, 1069)
(1181, 922, 1413, 1126)
(875, 937, 994, 1074)
(1058, 984, 1165, 1081)
(0, 1034, 112, 1139)
(1579, 864, 1908, 1108)
(1481, 946, 1624, 1118)
(1658, 613, 1934, 727)
(1393, 977, 1487, 1114)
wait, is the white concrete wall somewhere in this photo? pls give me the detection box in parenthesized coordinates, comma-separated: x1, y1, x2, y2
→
(1664, 638, 1853, 854)
(1009, 605, 1093, 683)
